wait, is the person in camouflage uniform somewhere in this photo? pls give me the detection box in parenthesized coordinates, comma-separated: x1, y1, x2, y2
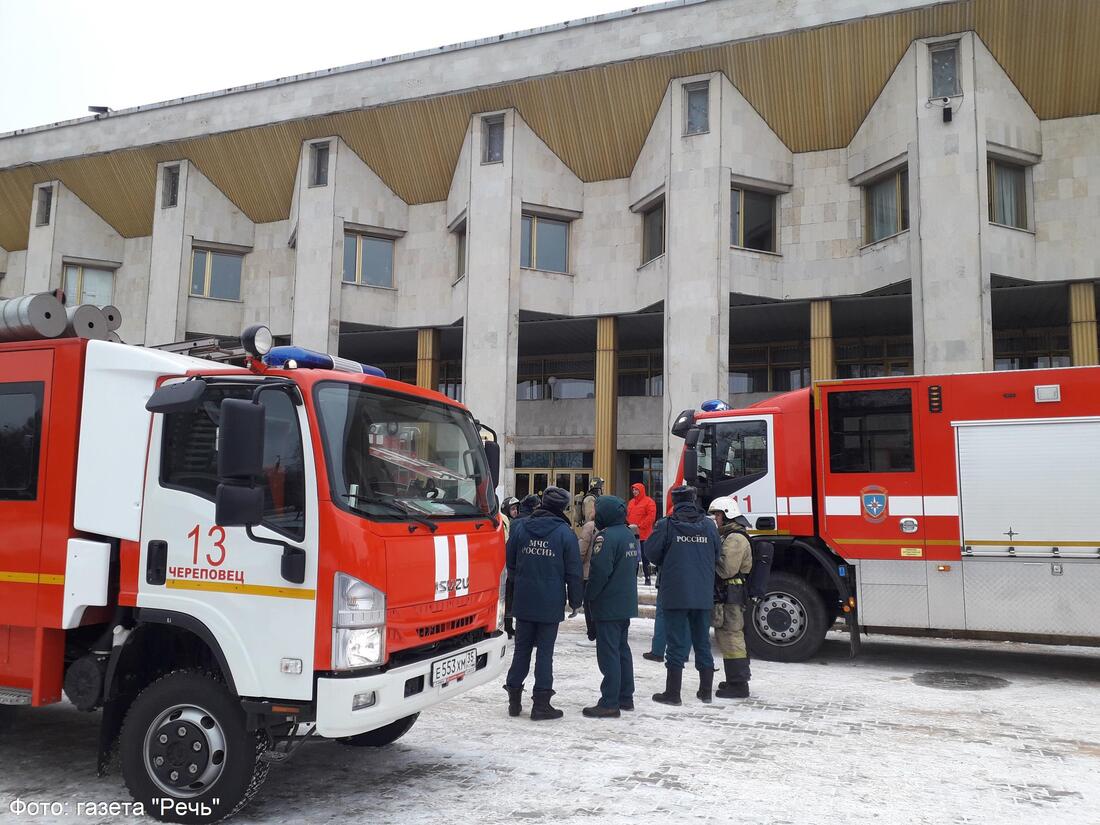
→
(707, 496, 753, 699)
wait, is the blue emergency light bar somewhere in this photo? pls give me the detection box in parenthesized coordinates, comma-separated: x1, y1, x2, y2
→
(263, 346, 386, 378)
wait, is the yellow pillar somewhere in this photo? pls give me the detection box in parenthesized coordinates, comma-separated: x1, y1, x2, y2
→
(810, 299, 834, 382)
(1069, 282, 1098, 366)
(593, 316, 618, 493)
(416, 328, 441, 390)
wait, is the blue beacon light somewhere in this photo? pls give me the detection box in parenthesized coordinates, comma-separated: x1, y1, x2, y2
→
(263, 346, 386, 378)
(700, 399, 731, 412)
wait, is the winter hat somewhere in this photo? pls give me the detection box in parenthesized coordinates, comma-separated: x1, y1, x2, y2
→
(540, 485, 571, 515)
(669, 485, 697, 506)
(519, 494, 541, 517)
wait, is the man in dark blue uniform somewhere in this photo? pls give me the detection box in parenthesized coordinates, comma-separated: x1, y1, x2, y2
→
(644, 486, 720, 706)
(582, 495, 640, 718)
(504, 486, 583, 720)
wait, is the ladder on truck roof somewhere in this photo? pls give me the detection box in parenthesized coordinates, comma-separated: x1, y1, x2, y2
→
(150, 335, 247, 364)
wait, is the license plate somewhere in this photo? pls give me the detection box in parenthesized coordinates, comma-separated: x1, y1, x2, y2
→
(431, 649, 477, 687)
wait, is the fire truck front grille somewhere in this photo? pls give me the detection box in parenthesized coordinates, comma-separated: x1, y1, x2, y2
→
(416, 615, 475, 639)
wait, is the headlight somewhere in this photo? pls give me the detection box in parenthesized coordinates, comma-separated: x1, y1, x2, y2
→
(496, 567, 507, 631)
(334, 572, 385, 627)
(332, 573, 386, 669)
(333, 627, 385, 670)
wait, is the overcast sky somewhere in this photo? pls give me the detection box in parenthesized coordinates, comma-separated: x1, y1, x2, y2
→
(0, 0, 641, 134)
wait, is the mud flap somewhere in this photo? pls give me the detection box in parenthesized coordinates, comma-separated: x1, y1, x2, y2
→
(97, 697, 126, 776)
(846, 607, 862, 658)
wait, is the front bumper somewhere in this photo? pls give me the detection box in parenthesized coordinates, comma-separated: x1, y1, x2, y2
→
(314, 635, 510, 738)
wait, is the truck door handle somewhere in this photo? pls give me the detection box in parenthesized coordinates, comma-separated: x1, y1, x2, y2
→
(755, 517, 776, 531)
(899, 518, 919, 533)
(146, 540, 168, 585)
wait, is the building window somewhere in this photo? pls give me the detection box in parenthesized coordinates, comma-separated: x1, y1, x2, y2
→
(63, 264, 114, 307)
(515, 451, 593, 469)
(162, 165, 180, 208)
(683, 80, 710, 135)
(641, 198, 665, 264)
(618, 351, 663, 397)
(161, 385, 306, 540)
(438, 360, 463, 402)
(482, 115, 505, 164)
(190, 248, 243, 300)
(35, 186, 53, 227)
(729, 342, 809, 394)
(309, 142, 330, 187)
(342, 233, 395, 289)
(827, 388, 915, 474)
(520, 214, 569, 273)
(988, 159, 1028, 230)
(834, 337, 914, 379)
(864, 167, 909, 244)
(517, 355, 595, 400)
(455, 222, 467, 279)
(993, 328, 1071, 371)
(731, 188, 777, 252)
(930, 42, 960, 98)
(0, 382, 44, 501)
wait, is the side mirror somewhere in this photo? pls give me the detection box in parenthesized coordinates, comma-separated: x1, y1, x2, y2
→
(146, 379, 206, 414)
(218, 399, 265, 479)
(683, 426, 702, 488)
(483, 440, 501, 488)
(215, 398, 266, 528)
(215, 482, 264, 527)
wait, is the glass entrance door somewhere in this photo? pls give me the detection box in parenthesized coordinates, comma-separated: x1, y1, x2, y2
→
(514, 469, 591, 528)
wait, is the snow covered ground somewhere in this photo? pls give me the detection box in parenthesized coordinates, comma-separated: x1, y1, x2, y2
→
(2, 620, 1098, 825)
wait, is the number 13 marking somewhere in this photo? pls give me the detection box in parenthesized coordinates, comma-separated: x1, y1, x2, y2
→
(188, 524, 227, 566)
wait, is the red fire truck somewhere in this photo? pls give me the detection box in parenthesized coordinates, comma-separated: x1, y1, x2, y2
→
(0, 301, 508, 822)
(670, 366, 1100, 662)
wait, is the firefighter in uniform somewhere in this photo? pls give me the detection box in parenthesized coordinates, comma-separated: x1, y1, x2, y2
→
(582, 495, 640, 718)
(644, 486, 721, 705)
(501, 496, 520, 541)
(707, 496, 753, 699)
(504, 486, 583, 720)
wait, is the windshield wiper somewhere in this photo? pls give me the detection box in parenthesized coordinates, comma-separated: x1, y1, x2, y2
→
(339, 494, 438, 533)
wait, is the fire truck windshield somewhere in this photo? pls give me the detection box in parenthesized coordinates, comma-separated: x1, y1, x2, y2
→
(314, 381, 497, 521)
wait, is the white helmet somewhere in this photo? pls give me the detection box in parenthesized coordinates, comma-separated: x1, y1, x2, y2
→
(707, 496, 743, 520)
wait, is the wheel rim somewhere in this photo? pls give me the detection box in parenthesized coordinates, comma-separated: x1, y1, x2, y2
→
(142, 704, 227, 798)
(753, 591, 808, 647)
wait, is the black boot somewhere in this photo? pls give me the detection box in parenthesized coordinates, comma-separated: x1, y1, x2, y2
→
(696, 667, 714, 704)
(716, 658, 751, 699)
(582, 704, 621, 718)
(642, 651, 663, 663)
(651, 668, 683, 706)
(505, 684, 524, 717)
(530, 689, 564, 720)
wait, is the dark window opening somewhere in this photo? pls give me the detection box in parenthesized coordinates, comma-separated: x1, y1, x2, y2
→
(642, 199, 665, 264)
(0, 382, 44, 501)
(827, 388, 915, 473)
(310, 142, 330, 187)
(162, 165, 180, 208)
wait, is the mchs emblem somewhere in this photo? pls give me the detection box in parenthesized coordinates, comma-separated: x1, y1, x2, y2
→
(861, 486, 888, 524)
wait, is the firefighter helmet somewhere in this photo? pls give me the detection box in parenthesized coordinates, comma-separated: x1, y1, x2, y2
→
(707, 496, 743, 521)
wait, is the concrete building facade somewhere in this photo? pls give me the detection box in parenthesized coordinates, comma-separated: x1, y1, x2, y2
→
(2, 0, 1098, 506)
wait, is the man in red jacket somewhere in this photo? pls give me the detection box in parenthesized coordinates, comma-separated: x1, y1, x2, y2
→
(626, 483, 657, 585)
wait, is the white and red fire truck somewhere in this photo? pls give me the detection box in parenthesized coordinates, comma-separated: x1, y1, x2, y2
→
(0, 295, 508, 822)
(670, 367, 1100, 662)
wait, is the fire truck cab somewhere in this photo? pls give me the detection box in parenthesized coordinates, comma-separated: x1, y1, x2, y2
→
(672, 367, 1100, 662)
(0, 324, 508, 822)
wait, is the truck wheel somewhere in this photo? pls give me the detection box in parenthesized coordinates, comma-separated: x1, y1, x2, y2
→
(119, 670, 268, 824)
(745, 572, 827, 662)
(335, 713, 419, 747)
